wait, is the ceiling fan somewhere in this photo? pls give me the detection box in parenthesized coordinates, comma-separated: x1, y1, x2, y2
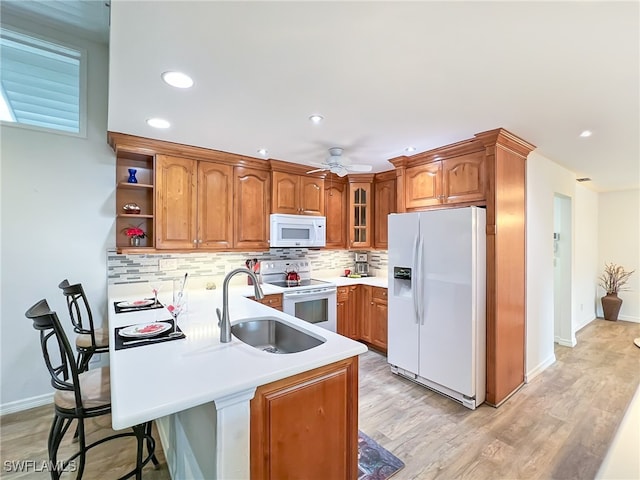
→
(306, 148, 373, 177)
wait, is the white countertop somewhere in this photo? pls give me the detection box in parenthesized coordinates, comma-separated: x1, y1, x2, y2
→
(322, 275, 388, 288)
(108, 286, 367, 430)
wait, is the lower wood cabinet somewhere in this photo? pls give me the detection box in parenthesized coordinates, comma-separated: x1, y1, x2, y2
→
(250, 357, 359, 480)
(250, 294, 283, 311)
(370, 287, 388, 352)
(337, 285, 387, 352)
(336, 286, 359, 339)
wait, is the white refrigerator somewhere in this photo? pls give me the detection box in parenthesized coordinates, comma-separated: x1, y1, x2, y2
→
(387, 206, 486, 409)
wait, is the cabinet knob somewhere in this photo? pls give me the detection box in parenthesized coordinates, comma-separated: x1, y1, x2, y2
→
(371, 302, 374, 305)
(198, 239, 203, 243)
(193, 240, 197, 244)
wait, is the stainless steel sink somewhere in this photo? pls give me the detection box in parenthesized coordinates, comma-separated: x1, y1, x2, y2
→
(231, 317, 325, 354)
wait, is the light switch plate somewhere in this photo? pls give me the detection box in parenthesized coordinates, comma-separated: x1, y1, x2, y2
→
(159, 258, 178, 271)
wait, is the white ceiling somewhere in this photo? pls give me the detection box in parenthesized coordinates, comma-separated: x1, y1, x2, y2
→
(6, 1, 640, 192)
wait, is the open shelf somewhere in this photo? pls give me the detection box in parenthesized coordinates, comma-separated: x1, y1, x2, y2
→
(116, 149, 155, 250)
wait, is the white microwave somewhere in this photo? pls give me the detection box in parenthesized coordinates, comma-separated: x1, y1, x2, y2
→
(270, 214, 326, 248)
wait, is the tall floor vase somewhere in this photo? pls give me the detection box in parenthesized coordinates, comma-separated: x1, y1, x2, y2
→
(601, 294, 623, 321)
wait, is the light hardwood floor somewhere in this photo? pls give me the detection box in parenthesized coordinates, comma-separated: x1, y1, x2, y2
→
(1, 319, 638, 479)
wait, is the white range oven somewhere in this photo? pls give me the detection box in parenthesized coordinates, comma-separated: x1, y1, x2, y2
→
(260, 260, 337, 332)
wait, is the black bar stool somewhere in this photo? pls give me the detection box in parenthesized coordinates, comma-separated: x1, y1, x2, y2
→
(25, 299, 159, 479)
(58, 280, 109, 372)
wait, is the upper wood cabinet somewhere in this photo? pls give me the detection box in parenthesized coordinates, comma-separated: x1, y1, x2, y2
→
(373, 171, 396, 249)
(155, 155, 233, 250)
(324, 175, 348, 249)
(348, 177, 374, 249)
(404, 152, 486, 210)
(272, 171, 324, 216)
(234, 166, 271, 250)
(198, 162, 234, 249)
(155, 155, 198, 249)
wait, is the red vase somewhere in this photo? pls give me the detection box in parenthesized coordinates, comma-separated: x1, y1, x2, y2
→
(601, 294, 623, 321)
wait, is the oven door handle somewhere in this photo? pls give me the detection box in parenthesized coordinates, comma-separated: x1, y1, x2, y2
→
(282, 287, 337, 299)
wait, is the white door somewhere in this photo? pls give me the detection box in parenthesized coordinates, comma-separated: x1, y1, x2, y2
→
(387, 213, 420, 373)
(417, 208, 477, 396)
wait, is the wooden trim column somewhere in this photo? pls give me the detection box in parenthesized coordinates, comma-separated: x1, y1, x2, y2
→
(475, 128, 535, 406)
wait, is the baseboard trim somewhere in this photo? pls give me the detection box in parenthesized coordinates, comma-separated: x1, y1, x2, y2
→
(526, 353, 556, 383)
(618, 315, 640, 323)
(555, 335, 576, 347)
(0, 393, 53, 416)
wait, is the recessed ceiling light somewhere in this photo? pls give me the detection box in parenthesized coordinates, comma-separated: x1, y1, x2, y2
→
(579, 130, 593, 138)
(309, 115, 324, 124)
(146, 117, 170, 129)
(161, 71, 194, 89)
(404, 146, 416, 153)
(257, 148, 268, 156)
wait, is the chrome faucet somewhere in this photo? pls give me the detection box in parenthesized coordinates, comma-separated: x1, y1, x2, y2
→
(216, 268, 264, 343)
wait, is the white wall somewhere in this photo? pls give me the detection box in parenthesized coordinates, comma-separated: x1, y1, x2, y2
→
(573, 183, 600, 329)
(0, 19, 113, 412)
(525, 151, 592, 379)
(597, 189, 640, 322)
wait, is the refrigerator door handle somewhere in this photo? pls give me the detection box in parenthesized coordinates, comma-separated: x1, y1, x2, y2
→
(417, 233, 425, 325)
(411, 230, 420, 323)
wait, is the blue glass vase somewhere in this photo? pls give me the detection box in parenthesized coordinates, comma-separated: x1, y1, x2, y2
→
(127, 168, 138, 183)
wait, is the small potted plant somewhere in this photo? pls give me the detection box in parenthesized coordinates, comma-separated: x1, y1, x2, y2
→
(124, 226, 146, 247)
(598, 262, 634, 321)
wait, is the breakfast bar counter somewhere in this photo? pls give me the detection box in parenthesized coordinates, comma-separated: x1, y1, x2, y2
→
(108, 283, 366, 479)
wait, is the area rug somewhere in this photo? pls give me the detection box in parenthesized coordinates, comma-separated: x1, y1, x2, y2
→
(358, 430, 405, 480)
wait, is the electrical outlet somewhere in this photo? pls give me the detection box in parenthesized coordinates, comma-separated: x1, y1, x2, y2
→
(159, 258, 178, 271)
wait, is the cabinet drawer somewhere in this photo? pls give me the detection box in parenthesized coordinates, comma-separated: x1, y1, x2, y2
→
(251, 294, 283, 309)
(372, 287, 387, 302)
(337, 286, 349, 302)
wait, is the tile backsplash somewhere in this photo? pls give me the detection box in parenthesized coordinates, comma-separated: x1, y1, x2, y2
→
(107, 249, 388, 285)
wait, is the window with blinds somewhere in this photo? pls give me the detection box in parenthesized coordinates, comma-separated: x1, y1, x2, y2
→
(0, 27, 85, 135)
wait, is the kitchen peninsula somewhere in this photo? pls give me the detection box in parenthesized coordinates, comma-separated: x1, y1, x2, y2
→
(108, 282, 366, 479)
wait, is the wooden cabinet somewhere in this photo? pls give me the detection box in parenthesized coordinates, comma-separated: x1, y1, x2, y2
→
(343, 285, 387, 352)
(115, 149, 155, 250)
(234, 166, 271, 250)
(250, 294, 283, 311)
(373, 172, 396, 249)
(475, 128, 534, 406)
(155, 155, 233, 249)
(272, 171, 324, 215)
(250, 357, 359, 480)
(198, 162, 234, 249)
(370, 287, 388, 352)
(336, 285, 358, 339)
(348, 177, 373, 249)
(324, 175, 348, 249)
(404, 152, 485, 210)
(155, 155, 197, 249)
(359, 285, 373, 344)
